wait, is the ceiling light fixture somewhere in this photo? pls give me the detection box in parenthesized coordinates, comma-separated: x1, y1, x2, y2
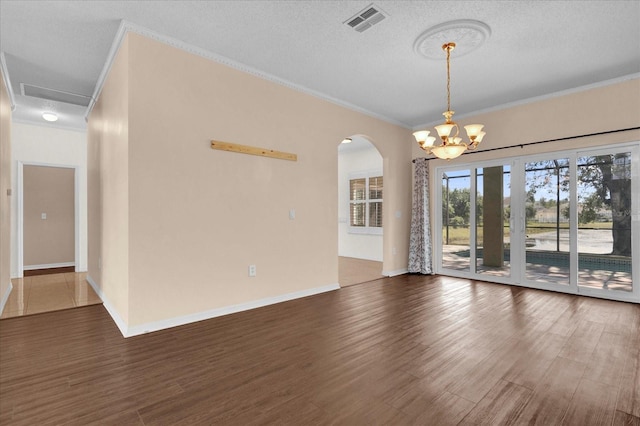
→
(42, 112, 58, 122)
(413, 42, 485, 160)
(341, 138, 352, 144)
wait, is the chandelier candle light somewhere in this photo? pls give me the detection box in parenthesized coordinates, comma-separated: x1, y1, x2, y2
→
(413, 42, 485, 160)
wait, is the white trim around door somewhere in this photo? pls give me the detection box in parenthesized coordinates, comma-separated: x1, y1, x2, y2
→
(17, 162, 80, 277)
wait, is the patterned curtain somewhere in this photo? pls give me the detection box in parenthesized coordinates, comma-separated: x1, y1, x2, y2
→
(408, 158, 433, 274)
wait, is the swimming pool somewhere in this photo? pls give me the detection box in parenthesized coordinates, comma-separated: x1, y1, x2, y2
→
(452, 248, 632, 273)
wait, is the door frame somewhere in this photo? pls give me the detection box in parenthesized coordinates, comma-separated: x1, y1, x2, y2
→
(434, 157, 515, 286)
(17, 161, 80, 277)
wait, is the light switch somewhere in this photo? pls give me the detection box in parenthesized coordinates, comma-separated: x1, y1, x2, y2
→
(41, 213, 47, 220)
(289, 209, 295, 220)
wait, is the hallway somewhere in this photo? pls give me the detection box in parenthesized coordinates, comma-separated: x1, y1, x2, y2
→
(0, 272, 101, 319)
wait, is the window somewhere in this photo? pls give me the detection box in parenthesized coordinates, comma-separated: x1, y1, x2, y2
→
(349, 172, 383, 234)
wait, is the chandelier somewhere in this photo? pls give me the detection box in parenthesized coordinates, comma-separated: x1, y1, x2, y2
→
(413, 42, 485, 160)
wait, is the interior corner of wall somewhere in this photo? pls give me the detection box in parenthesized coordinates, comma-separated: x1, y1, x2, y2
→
(86, 274, 130, 338)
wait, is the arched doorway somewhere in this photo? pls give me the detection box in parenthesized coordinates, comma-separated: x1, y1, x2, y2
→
(337, 136, 384, 286)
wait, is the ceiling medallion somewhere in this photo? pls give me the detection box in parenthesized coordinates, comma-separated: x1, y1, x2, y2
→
(414, 19, 491, 59)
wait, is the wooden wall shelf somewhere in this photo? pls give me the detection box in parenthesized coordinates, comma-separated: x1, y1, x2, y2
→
(211, 140, 297, 161)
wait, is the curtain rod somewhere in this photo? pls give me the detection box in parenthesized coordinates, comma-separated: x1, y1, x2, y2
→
(412, 126, 640, 163)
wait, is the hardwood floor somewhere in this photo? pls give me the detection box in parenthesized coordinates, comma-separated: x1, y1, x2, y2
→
(23, 266, 75, 277)
(1, 274, 638, 425)
(338, 256, 383, 287)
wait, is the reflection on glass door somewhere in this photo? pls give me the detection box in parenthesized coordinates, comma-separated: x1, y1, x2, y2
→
(577, 152, 633, 293)
(524, 159, 571, 286)
(476, 166, 511, 277)
(441, 170, 471, 271)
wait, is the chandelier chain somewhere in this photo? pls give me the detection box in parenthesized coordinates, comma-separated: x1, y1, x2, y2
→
(446, 45, 451, 113)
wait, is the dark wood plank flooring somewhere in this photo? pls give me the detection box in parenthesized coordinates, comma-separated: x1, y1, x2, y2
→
(1, 274, 638, 425)
(23, 266, 75, 277)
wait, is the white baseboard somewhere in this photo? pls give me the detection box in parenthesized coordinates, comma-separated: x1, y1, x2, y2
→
(86, 275, 129, 338)
(382, 268, 408, 277)
(0, 281, 14, 315)
(24, 262, 75, 271)
(86, 276, 340, 338)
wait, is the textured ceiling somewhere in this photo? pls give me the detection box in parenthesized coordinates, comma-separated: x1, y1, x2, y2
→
(1, 1, 639, 131)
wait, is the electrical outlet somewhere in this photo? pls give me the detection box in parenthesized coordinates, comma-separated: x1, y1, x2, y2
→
(248, 265, 256, 277)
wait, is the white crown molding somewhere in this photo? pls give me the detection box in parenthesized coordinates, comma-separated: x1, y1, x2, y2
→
(84, 20, 129, 122)
(88, 21, 639, 138)
(412, 72, 640, 130)
(0, 52, 16, 111)
(85, 20, 410, 128)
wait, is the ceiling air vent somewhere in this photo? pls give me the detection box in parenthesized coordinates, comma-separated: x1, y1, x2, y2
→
(345, 4, 387, 33)
(20, 83, 92, 107)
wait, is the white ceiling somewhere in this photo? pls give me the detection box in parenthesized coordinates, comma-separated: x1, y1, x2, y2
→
(1, 1, 639, 131)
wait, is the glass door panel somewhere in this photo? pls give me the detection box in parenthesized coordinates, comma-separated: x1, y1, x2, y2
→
(577, 153, 633, 293)
(441, 170, 471, 271)
(476, 166, 511, 277)
(524, 159, 571, 286)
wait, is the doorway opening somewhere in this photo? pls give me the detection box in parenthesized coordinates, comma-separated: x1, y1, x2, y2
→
(0, 162, 100, 319)
(20, 164, 76, 275)
(338, 136, 384, 286)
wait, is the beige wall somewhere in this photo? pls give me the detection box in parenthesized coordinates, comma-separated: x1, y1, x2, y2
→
(88, 32, 412, 330)
(0, 69, 11, 308)
(23, 165, 74, 267)
(87, 35, 130, 324)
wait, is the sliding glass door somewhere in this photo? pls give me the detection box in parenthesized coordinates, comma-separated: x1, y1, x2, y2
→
(523, 158, 571, 287)
(434, 142, 639, 303)
(576, 148, 635, 297)
(439, 162, 512, 281)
